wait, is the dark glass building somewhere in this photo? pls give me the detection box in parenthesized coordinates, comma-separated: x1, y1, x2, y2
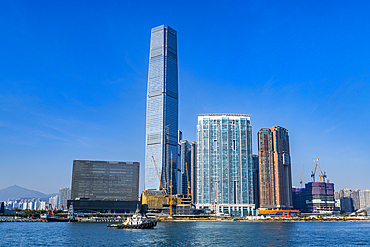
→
(71, 160, 140, 201)
(252, 155, 260, 208)
(305, 182, 335, 212)
(292, 187, 306, 212)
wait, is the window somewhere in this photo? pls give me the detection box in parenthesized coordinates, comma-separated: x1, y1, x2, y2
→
(214, 140, 217, 150)
(233, 140, 236, 151)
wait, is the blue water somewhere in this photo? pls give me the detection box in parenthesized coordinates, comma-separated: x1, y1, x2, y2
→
(1, 221, 370, 246)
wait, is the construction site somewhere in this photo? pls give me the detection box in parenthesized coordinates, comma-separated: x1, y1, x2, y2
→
(293, 158, 336, 214)
(142, 155, 197, 218)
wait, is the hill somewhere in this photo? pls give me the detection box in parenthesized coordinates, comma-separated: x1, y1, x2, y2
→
(0, 185, 56, 201)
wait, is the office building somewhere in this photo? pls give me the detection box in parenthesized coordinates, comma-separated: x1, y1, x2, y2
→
(306, 182, 335, 212)
(292, 187, 306, 212)
(258, 126, 293, 209)
(196, 114, 255, 216)
(58, 187, 71, 210)
(252, 154, 260, 208)
(179, 140, 191, 195)
(339, 188, 354, 213)
(145, 25, 179, 194)
(71, 160, 140, 201)
(340, 196, 353, 213)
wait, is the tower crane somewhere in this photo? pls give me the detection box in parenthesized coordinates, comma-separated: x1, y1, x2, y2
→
(151, 156, 166, 194)
(313, 158, 327, 183)
(300, 165, 304, 188)
(311, 158, 319, 182)
(185, 162, 191, 196)
(311, 158, 327, 183)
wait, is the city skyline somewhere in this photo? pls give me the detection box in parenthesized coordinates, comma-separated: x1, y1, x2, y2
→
(1, 1, 370, 194)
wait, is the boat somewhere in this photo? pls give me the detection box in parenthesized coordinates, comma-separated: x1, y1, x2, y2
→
(107, 208, 158, 229)
(39, 203, 77, 222)
(39, 214, 77, 222)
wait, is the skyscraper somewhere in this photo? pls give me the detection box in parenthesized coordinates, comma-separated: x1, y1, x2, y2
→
(258, 126, 293, 209)
(179, 139, 191, 195)
(196, 114, 255, 216)
(145, 25, 179, 193)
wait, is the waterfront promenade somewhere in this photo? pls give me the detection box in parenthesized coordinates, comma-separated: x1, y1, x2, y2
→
(2, 217, 370, 223)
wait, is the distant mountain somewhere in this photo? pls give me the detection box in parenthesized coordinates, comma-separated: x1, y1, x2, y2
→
(0, 185, 56, 201)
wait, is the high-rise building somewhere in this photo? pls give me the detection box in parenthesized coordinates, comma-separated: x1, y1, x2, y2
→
(359, 190, 370, 209)
(145, 25, 179, 194)
(258, 126, 292, 209)
(179, 140, 191, 195)
(351, 190, 361, 211)
(48, 195, 58, 210)
(58, 187, 71, 210)
(252, 154, 260, 208)
(196, 114, 255, 216)
(71, 160, 140, 201)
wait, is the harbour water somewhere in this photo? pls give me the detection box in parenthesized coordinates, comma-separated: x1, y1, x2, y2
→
(1, 221, 370, 246)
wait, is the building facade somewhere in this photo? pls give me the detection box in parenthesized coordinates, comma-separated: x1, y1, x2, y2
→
(252, 154, 260, 208)
(58, 187, 71, 210)
(144, 25, 179, 194)
(306, 182, 335, 212)
(196, 114, 255, 216)
(71, 160, 140, 201)
(258, 126, 293, 209)
(190, 142, 197, 203)
(179, 140, 191, 195)
(292, 187, 306, 212)
(359, 190, 370, 209)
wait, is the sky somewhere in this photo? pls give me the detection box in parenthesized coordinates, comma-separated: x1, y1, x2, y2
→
(1, 1, 369, 194)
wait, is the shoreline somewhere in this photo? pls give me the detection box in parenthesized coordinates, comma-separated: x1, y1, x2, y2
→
(1, 218, 370, 223)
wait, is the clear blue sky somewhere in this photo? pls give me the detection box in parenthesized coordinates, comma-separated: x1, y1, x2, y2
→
(1, 1, 369, 194)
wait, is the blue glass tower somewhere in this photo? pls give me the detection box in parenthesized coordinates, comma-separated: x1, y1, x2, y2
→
(145, 25, 178, 194)
(196, 114, 255, 216)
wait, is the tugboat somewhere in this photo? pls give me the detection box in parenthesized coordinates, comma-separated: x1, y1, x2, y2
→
(107, 207, 158, 229)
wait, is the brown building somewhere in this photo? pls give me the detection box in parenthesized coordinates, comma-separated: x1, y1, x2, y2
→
(258, 126, 292, 209)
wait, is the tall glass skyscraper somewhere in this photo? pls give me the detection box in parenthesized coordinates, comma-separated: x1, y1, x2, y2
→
(145, 25, 178, 194)
(196, 114, 255, 216)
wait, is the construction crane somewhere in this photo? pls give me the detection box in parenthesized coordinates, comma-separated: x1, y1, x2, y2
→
(151, 156, 166, 193)
(300, 165, 304, 188)
(185, 162, 191, 196)
(311, 158, 327, 183)
(311, 158, 319, 182)
(313, 158, 327, 183)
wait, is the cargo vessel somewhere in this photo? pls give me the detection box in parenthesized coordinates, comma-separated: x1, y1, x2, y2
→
(39, 214, 77, 222)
